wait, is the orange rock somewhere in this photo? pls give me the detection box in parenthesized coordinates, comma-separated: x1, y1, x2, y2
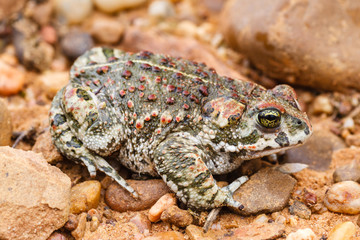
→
(0, 60, 25, 96)
(70, 180, 101, 214)
(148, 193, 176, 222)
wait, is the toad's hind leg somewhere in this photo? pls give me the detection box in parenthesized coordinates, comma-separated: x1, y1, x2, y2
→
(153, 132, 243, 210)
(49, 88, 138, 198)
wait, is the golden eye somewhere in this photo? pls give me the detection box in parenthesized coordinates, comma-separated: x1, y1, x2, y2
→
(257, 108, 281, 129)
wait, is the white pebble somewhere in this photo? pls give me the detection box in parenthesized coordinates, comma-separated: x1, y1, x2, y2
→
(328, 222, 356, 240)
(324, 181, 360, 214)
(148, 0, 175, 18)
(94, 0, 147, 14)
(286, 228, 316, 240)
(54, 0, 93, 24)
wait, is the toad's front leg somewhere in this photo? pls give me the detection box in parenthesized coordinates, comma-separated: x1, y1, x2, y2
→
(153, 132, 244, 210)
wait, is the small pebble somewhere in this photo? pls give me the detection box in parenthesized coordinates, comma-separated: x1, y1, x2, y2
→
(328, 222, 356, 240)
(64, 214, 78, 231)
(148, 193, 177, 222)
(312, 95, 333, 115)
(93, 0, 147, 13)
(88, 13, 124, 44)
(129, 213, 152, 233)
(0, 60, 25, 96)
(148, 0, 176, 18)
(54, 0, 93, 24)
(90, 216, 100, 232)
(160, 205, 193, 228)
(61, 31, 94, 60)
(303, 189, 317, 207)
(47, 232, 67, 240)
(333, 161, 360, 183)
(103, 206, 113, 219)
(289, 200, 312, 219)
(41, 25, 57, 44)
(71, 213, 87, 239)
(286, 228, 317, 240)
(87, 208, 102, 222)
(343, 118, 355, 131)
(105, 179, 170, 212)
(38, 71, 69, 99)
(324, 181, 360, 214)
(253, 214, 269, 223)
(0, 98, 12, 146)
(70, 180, 101, 214)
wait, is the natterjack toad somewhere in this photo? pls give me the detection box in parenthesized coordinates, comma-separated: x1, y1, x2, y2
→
(50, 47, 312, 211)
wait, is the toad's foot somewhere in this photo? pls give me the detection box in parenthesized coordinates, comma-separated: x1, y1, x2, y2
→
(203, 176, 248, 232)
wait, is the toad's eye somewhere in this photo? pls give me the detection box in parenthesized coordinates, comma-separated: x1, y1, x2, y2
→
(257, 108, 281, 129)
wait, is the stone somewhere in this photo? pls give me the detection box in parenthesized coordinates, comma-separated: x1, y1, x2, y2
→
(47, 232, 67, 240)
(160, 205, 193, 228)
(71, 212, 87, 239)
(60, 31, 94, 60)
(222, 0, 360, 93)
(345, 134, 360, 147)
(148, 0, 176, 18)
(32, 131, 63, 163)
(284, 130, 346, 171)
(13, 20, 55, 71)
(328, 222, 356, 240)
(41, 25, 57, 45)
(144, 231, 185, 240)
(289, 200, 311, 220)
(38, 71, 69, 99)
(93, 0, 148, 13)
(70, 180, 101, 214)
(105, 179, 170, 212)
(232, 167, 296, 215)
(54, 0, 93, 24)
(0, 98, 12, 146)
(324, 181, 360, 214)
(64, 214, 78, 231)
(0, 0, 26, 21)
(129, 213, 151, 233)
(0, 60, 25, 96)
(0, 146, 71, 240)
(148, 193, 177, 222)
(87, 13, 124, 44)
(333, 161, 360, 183)
(32, 1, 53, 26)
(312, 95, 334, 115)
(286, 228, 317, 240)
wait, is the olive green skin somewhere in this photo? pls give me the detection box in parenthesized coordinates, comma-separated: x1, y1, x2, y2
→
(49, 47, 312, 210)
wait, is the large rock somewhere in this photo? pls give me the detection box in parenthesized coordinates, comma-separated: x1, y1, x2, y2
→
(232, 167, 297, 215)
(0, 146, 71, 240)
(222, 0, 360, 92)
